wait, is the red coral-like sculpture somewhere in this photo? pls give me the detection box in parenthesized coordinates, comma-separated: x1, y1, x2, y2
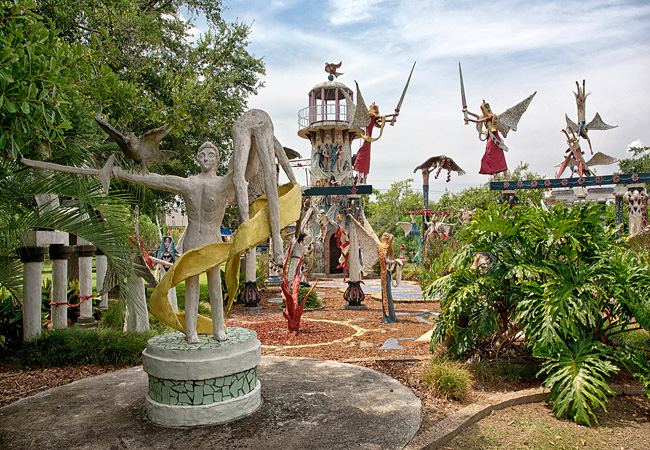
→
(280, 241, 318, 332)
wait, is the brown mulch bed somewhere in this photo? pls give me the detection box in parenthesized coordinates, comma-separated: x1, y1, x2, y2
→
(0, 362, 129, 408)
(233, 318, 355, 346)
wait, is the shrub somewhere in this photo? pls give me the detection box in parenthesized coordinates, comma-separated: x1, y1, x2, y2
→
(299, 287, 321, 309)
(469, 359, 541, 388)
(100, 300, 124, 330)
(11, 327, 153, 368)
(0, 295, 22, 356)
(419, 235, 464, 291)
(426, 203, 650, 426)
(420, 357, 472, 401)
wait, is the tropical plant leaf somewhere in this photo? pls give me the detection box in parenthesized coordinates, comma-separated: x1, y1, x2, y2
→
(539, 338, 617, 426)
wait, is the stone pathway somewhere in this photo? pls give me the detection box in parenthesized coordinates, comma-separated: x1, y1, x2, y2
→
(317, 279, 427, 301)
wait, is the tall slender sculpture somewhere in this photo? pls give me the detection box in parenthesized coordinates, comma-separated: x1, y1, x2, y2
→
(350, 62, 415, 184)
(565, 80, 617, 154)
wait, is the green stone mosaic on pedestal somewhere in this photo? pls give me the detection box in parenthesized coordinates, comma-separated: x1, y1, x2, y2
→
(148, 368, 257, 406)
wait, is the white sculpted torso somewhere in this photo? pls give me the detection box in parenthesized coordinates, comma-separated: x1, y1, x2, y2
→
(182, 174, 232, 250)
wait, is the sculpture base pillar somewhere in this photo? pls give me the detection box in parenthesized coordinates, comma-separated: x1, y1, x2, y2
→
(343, 280, 367, 309)
(142, 328, 262, 427)
(238, 281, 261, 308)
(74, 316, 98, 329)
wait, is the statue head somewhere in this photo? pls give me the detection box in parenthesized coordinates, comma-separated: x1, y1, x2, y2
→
(480, 101, 498, 132)
(368, 103, 380, 117)
(196, 142, 219, 172)
(480, 100, 494, 118)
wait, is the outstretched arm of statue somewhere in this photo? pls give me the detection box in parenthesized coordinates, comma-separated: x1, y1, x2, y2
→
(112, 165, 186, 195)
(464, 111, 492, 125)
(462, 107, 481, 121)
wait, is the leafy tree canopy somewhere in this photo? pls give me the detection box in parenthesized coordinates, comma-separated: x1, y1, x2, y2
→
(618, 146, 650, 174)
(431, 162, 545, 212)
(1, 0, 124, 165)
(365, 178, 422, 237)
(3, 0, 265, 215)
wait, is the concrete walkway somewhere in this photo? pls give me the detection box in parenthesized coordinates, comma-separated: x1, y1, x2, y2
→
(0, 356, 422, 450)
(318, 279, 426, 301)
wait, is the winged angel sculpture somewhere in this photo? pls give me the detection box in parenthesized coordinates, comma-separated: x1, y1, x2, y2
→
(349, 214, 402, 323)
(344, 62, 416, 184)
(459, 63, 535, 179)
(565, 80, 617, 154)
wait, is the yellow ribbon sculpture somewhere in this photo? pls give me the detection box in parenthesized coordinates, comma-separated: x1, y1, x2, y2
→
(149, 183, 302, 334)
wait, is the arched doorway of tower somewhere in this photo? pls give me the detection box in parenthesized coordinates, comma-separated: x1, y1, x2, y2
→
(327, 231, 343, 275)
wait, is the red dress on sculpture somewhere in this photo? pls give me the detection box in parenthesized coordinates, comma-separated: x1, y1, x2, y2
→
(353, 116, 378, 176)
(478, 130, 507, 175)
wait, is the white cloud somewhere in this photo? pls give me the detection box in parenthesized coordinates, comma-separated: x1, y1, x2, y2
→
(327, 0, 392, 25)
(628, 139, 644, 149)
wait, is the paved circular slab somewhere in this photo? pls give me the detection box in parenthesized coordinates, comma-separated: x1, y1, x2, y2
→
(0, 356, 422, 450)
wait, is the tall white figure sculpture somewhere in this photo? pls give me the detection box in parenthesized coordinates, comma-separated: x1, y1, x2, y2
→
(113, 142, 234, 343)
(231, 110, 297, 267)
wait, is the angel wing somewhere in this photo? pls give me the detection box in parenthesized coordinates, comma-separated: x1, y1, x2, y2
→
(586, 113, 617, 131)
(565, 114, 580, 134)
(350, 215, 381, 271)
(497, 91, 537, 138)
(586, 152, 618, 167)
(555, 155, 581, 167)
(396, 221, 414, 237)
(349, 81, 371, 130)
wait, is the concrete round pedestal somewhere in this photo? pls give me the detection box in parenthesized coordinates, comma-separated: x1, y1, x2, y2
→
(142, 328, 261, 427)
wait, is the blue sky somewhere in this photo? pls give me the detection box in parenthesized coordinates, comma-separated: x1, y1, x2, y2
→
(186, 0, 650, 199)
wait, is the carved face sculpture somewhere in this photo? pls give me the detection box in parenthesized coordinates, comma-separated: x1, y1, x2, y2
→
(196, 143, 219, 173)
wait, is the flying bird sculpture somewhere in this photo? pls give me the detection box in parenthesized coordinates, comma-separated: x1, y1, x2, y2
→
(565, 80, 617, 154)
(325, 61, 344, 79)
(413, 155, 466, 183)
(94, 114, 176, 170)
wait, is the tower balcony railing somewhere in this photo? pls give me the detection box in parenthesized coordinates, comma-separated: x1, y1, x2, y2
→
(298, 104, 350, 129)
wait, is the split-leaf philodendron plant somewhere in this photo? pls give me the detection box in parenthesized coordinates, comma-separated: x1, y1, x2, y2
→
(425, 203, 650, 426)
